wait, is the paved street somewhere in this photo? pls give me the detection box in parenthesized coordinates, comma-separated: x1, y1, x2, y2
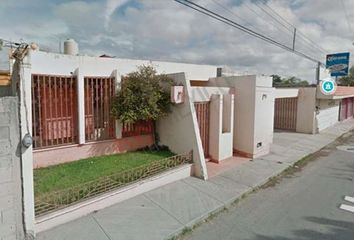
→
(182, 135, 354, 240)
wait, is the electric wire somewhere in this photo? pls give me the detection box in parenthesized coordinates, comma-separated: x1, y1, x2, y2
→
(174, 0, 324, 65)
(209, 0, 324, 59)
(340, 0, 354, 36)
(257, 0, 327, 54)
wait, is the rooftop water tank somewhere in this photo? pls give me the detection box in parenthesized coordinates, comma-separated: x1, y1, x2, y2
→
(63, 39, 79, 55)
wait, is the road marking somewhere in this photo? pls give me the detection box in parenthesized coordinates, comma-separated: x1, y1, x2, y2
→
(344, 196, 354, 203)
(339, 204, 354, 213)
(336, 145, 354, 153)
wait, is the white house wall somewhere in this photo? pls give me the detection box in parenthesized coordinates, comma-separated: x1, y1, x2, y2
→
(316, 99, 340, 132)
(274, 88, 299, 99)
(156, 73, 208, 179)
(296, 88, 316, 134)
(253, 87, 275, 158)
(207, 76, 256, 156)
(29, 51, 218, 80)
(208, 94, 234, 161)
(207, 75, 274, 158)
(190, 86, 231, 102)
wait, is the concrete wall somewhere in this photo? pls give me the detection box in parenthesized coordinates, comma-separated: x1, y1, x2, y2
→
(29, 51, 218, 81)
(208, 76, 255, 157)
(190, 87, 231, 102)
(274, 88, 299, 99)
(208, 94, 234, 162)
(0, 97, 25, 240)
(33, 135, 153, 168)
(17, 59, 36, 237)
(296, 88, 316, 134)
(190, 87, 234, 161)
(207, 75, 274, 158)
(219, 95, 234, 160)
(316, 99, 341, 132)
(253, 87, 275, 157)
(156, 73, 207, 179)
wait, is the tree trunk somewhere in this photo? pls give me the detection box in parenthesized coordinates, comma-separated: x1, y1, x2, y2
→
(152, 120, 159, 149)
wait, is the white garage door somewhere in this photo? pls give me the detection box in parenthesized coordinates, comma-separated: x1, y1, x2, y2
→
(317, 100, 340, 131)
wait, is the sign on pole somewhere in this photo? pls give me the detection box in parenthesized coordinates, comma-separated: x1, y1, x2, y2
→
(320, 78, 337, 95)
(326, 52, 350, 77)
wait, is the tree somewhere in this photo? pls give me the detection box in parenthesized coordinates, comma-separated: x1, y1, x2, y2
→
(271, 75, 282, 87)
(111, 65, 173, 146)
(338, 66, 354, 86)
(272, 75, 309, 87)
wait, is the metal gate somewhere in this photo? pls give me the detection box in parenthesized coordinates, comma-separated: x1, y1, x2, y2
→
(84, 76, 115, 141)
(340, 98, 354, 121)
(274, 97, 298, 131)
(347, 98, 353, 118)
(194, 102, 210, 157)
(31, 74, 78, 149)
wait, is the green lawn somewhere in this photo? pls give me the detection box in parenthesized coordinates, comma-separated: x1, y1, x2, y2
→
(34, 150, 174, 195)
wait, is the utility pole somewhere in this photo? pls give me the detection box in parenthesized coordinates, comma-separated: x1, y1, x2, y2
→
(292, 27, 297, 51)
(316, 61, 321, 85)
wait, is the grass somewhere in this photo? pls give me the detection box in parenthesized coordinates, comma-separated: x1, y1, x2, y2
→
(34, 150, 174, 195)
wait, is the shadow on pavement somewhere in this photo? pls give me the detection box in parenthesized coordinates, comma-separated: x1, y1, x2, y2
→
(327, 161, 354, 182)
(251, 217, 354, 240)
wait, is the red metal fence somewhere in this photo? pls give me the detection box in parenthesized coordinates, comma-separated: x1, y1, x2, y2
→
(340, 97, 354, 121)
(122, 120, 154, 138)
(274, 97, 298, 131)
(194, 102, 210, 157)
(84, 76, 116, 141)
(32, 74, 78, 149)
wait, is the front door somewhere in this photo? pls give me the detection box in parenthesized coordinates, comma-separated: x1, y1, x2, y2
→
(194, 102, 210, 158)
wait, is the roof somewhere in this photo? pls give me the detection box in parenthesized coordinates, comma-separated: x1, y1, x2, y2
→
(317, 85, 354, 99)
(334, 86, 354, 96)
(0, 70, 10, 86)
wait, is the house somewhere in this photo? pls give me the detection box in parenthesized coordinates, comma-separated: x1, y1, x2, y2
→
(7, 41, 277, 182)
(10, 41, 354, 236)
(273, 86, 354, 134)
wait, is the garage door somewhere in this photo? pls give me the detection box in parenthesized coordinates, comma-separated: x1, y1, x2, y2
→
(274, 97, 298, 131)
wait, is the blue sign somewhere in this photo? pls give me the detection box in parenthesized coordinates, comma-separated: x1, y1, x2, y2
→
(326, 52, 350, 77)
(320, 79, 336, 95)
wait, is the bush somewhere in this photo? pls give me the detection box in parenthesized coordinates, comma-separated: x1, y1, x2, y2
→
(111, 65, 173, 124)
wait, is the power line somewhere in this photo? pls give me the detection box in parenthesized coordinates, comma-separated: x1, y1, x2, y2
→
(209, 0, 294, 49)
(212, 0, 325, 58)
(340, 0, 354, 36)
(242, 0, 295, 41)
(257, 0, 327, 54)
(252, 1, 294, 32)
(174, 0, 324, 65)
(208, 0, 270, 38)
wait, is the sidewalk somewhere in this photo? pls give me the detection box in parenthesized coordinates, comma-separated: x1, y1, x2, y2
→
(36, 119, 354, 240)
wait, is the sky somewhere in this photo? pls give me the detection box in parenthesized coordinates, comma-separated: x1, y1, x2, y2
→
(0, 0, 354, 82)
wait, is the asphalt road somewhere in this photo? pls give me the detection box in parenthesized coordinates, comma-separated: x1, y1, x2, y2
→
(182, 135, 354, 240)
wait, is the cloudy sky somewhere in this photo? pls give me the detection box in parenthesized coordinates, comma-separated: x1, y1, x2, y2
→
(0, 0, 353, 82)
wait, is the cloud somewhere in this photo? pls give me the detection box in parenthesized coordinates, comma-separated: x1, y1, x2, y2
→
(104, 0, 131, 29)
(1, 0, 354, 82)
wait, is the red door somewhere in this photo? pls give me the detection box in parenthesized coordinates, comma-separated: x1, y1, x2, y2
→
(274, 97, 298, 131)
(340, 99, 348, 121)
(347, 98, 353, 118)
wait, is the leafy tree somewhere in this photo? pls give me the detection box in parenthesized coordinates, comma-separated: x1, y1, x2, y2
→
(272, 75, 309, 87)
(111, 65, 173, 145)
(338, 66, 354, 86)
(271, 74, 282, 87)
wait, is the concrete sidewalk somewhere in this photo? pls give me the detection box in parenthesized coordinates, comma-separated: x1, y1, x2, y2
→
(37, 119, 354, 240)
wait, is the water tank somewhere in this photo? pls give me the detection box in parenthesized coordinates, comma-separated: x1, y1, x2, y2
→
(63, 39, 79, 55)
